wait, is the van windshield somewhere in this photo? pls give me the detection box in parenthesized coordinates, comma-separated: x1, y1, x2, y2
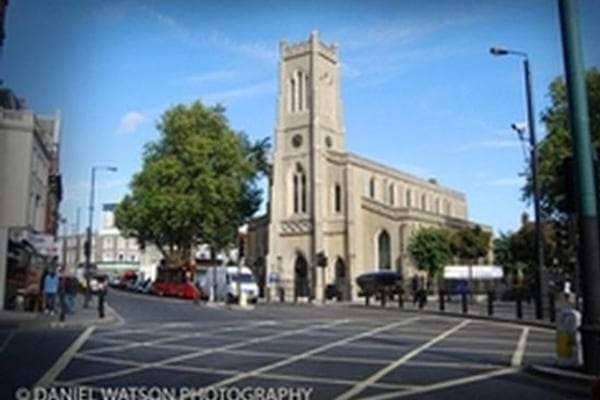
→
(231, 273, 255, 283)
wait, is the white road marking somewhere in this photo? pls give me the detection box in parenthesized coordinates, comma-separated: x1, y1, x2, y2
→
(511, 327, 530, 367)
(73, 343, 419, 391)
(81, 323, 262, 355)
(359, 367, 516, 400)
(64, 319, 351, 385)
(0, 330, 16, 353)
(208, 316, 423, 388)
(35, 326, 96, 387)
(335, 319, 471, 400)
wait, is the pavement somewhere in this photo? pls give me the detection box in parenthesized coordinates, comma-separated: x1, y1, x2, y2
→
(0, 294, 122, 330)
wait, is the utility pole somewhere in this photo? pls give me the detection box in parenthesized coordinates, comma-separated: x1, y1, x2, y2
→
(558, 0, 600, 375)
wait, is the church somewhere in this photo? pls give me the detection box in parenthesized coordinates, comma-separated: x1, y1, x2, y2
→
(245, 31, 490, 302)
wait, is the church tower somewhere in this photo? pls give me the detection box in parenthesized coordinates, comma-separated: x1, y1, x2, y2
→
(267, 31, 345, 301)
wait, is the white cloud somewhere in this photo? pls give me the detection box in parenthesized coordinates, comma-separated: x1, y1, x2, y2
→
(142, 6, 276, 63)
(202, 81, 276, 104)
(116, 111, 149, 135)
(453, 140, 520, 152)
(182, 69, 238, 85)
(486, 177, 523, 187)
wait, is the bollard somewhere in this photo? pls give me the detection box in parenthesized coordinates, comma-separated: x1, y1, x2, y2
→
(439, 290, 445, 311)
(461, 292, 468, 314)
(549, 293, 556, 323)
(487, 291, 494, 316)
(380, 289, 387, 307)
(398, 288, 404, 308)
(365, 294, 370, 306)
(516, 290, 523, 319)
(98, 292, 105, 319)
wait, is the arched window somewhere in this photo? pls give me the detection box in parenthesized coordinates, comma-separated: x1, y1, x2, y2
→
(293, 164, 307, 214)
(378, 230, 391, 270)
(298, 71, 303, 112)
(421, 194, 427, 211)
(290, 78, 296, 112)
(389, 184, 395, 206)
(406, 189, 412, 208)
(369, 177, 376, 198)
(334, 184, 342, 213)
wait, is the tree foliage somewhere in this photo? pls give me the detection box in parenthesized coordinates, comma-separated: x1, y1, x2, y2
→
(449, 225, 491, 264)
(115, 101, 270, 265)
(522, 68, 600, 219)
(407, 227, 453, 280)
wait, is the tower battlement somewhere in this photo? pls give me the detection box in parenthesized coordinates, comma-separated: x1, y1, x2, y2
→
(280, 31, 338, 61)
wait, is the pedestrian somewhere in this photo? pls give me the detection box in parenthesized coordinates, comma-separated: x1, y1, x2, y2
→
(411, 276, 419, 306)
(65, 275, 77, 314)
(43, 270, 58, 315)
(563, 278, 572, 303)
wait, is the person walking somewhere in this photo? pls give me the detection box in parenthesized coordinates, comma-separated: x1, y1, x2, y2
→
(43, 270, 58, 315)
(65, 275, 78, 314)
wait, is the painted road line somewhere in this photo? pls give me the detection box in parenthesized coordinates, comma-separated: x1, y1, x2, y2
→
(64, 318, 351, 385)
(80, 322, 264, 355)
(35, 326, 96, 388)
(208, 316, 424, 388)
(0, 330, 16, 353)
(360, 367, 516, 400)
(335, 319, 471, 400)
(73, 352, 418, 392)
(511, 327, 530, 367)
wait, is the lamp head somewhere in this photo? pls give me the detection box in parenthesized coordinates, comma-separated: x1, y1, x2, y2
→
(490, 46, 509, 56)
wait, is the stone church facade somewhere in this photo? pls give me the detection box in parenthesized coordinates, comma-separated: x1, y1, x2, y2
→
(246, 32, 489, 302)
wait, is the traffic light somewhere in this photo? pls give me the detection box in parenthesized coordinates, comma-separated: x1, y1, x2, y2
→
(84, 240, 91, 258)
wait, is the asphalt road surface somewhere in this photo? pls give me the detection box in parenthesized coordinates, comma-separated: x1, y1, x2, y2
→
(3, 289, 591, 400)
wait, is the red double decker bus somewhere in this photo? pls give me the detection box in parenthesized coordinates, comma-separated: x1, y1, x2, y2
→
(152, 264, 202, 300)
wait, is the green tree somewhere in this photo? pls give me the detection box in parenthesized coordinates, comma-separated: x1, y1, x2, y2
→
(493, 231, 515, 269)
(450, 225, 491, 264)
(115, 101, 270, 265)
(522, 68, 600, 219)
(407, 227, 453, 283)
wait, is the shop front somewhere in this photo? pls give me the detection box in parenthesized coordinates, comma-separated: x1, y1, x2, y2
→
(3, 227, 58, 311)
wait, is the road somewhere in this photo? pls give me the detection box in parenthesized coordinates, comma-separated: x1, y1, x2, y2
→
(1, 289, 590, 400)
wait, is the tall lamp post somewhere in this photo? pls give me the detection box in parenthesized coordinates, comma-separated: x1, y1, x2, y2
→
(84, 165, 118, 308)
(75, 206, 85, 266)
(490, 46, 548, 320)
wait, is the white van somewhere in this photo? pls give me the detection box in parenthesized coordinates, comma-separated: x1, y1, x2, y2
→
(202, 266, 259, 304)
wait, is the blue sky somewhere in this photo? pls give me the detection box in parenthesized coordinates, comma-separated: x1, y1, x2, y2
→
(4, 0, 599, 236)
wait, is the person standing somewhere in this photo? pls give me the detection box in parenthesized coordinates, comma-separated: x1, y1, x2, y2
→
(43, 270, 58, 315)
(563, 278, 572, 303)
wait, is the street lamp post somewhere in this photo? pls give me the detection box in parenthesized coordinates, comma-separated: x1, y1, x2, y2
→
(75, 206, 84, 266)
(84, 166, 117, 308)
(491, 46, 548, 320)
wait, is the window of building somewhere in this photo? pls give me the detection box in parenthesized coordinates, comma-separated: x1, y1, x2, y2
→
(290, 78, 296, 112)
(378, 230, 391, 270)
(334, 184, 342, 213)
(421, 194, 427, 211)
(436, 198, 440, 214)
(389, 184, 395, 206)
(103, 237, 113, 249)
(118, 253, 124, 261)
(298, 71, 303, 112)
(369, 177, 375, 199)
(406, 189, 412, 208)
(130, 254, 137, 262)
(293, 163, 307, 214)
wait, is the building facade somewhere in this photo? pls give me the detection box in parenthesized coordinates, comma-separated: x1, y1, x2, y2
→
(0, 89, 62, 309)
(246, 32, 490, 302)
